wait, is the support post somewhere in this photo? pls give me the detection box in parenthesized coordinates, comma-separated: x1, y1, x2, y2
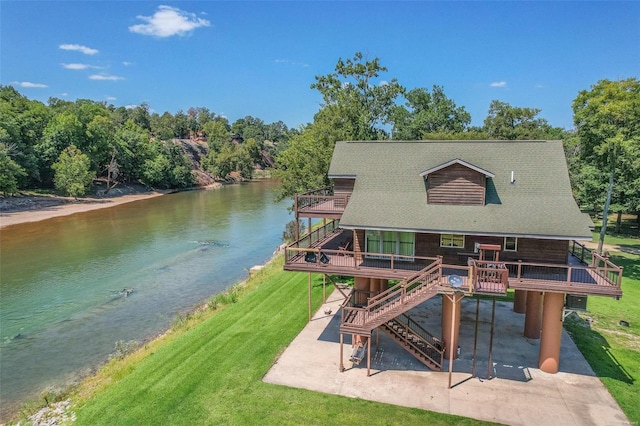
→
(447, 293, 461, 389)
(442, 294, 461, 358)
(472, 297, 480, 377)
(308, 272, 312, 321)
(339, 333, 344, 372)
(323, 274, 326, 303)
(367, 335, 371, 376)
(487, 297, 496, 380)
(513, 289, 527, 314)
(539, 292, 565, 374)
(524, 291, 543, 339)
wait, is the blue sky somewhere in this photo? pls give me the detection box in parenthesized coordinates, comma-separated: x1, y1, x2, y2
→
(2, 1, 638, 130)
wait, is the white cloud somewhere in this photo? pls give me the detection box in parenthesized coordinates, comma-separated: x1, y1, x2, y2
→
(274, 58, 309, 67)
(106, 96, 117, 101)
(59, 44, 99, 55)
(62, 63, 101, 70)
(129, 5, 210, 37)
(123, 61, 133, 66)
(13, 81, 48, 88)
(490, 81, 507, 88)
(89, 74, 124, 81)
(535, 84, 545, 89)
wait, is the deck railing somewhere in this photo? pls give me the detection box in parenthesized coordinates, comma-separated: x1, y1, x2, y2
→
(470, 260, 509, 294)
(295, 187, 350, 214)
(503, 257, 623, 289)
(341, 261, 441, 330)
(286, 244, 439, 275)
(399, 313, 444, 367)
(286, 220, 341, 253)
(591, 252, 624, 288)
(570, 240, 593, 265)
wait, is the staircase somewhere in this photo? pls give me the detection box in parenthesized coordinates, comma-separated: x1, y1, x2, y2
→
(340, 261, 441, 335)
(379, 314, 444, 371)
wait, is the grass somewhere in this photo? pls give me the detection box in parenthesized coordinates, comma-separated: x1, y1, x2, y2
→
(564, 235, 640, 424)
(71, 257, 489, 425)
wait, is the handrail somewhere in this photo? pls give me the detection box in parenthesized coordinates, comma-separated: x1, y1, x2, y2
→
(500, 259, 622, 289)
(570, 240, 593, 265)
(287, 220, 341, 250)
(342, 261, 441, 330)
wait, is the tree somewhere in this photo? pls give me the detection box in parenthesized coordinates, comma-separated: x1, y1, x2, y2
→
(0, 143, 26, 196)
(274, 123, 334, 200)
(483, 100, 563, 140)
(36, 111, 84, 184)
(203, 118, 230, 152)
(311, 52, 404, 140)
(572, 78, 640, 244)
(52, 145, 95, 197)
(0, 85, 51, 186)
(392, 86, 471, 139)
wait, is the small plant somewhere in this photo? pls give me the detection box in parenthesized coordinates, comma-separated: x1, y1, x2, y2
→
(207, 297, 220, 311)
(109, 340, 140, 361)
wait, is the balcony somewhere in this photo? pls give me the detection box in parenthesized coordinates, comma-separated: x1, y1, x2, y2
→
(283, 222, 623, 299)
(295, 187, 350, 219)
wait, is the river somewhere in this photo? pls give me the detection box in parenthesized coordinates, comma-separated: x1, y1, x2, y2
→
(0, 180, 291, 420)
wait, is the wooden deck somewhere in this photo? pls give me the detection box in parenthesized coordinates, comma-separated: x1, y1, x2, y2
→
(284, 229, 622, 298)
(295, 190, 348, 219)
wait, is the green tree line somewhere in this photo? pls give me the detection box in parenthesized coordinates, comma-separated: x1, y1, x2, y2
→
(0, 86, 292, 196)
(275, 52, 640, 230)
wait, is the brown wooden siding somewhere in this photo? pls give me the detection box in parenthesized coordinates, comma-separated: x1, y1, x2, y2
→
(414, 233, 568, 265)
(426, 164, 485, 206)
(333, 178, 355, 208)
(333, 178, 354, 196)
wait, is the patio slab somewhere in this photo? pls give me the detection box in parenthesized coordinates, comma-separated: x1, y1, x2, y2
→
(263, 288, 630, 425)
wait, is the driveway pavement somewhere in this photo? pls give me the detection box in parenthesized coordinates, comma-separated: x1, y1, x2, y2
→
(264, 289, 630, 425)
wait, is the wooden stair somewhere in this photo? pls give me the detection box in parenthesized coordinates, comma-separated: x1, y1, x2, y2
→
(379, 315, 443, 371)
(340, 261, 441, 335)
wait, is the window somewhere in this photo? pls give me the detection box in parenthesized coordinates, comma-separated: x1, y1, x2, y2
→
(365, 230, 415, 259)
(504, 237, 518, 252)
(440, 233, 465, 248)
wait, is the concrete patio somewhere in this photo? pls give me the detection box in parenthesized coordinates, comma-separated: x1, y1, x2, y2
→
(263, 288, 630, 425)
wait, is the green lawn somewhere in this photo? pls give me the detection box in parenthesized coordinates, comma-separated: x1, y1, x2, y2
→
(565, 246, 639, 423)
(73, 258, 488, 425)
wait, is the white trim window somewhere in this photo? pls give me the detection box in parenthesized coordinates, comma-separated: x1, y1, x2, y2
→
(440, 233, 465, 248)
(365, 230, 415, 259)
(504, 237, 518, 252)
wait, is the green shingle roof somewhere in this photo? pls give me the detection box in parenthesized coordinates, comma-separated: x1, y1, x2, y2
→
(328, 140, 593, 240)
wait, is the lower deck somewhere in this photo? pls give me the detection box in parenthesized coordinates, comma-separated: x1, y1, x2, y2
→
(284, 228, 623, 298)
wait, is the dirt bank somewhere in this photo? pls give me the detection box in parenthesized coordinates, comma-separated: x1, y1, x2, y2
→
(0, 183, 213, 230)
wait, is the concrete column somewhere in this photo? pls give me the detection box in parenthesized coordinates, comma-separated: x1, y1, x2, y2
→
(441, 295, 461, 359)
(538, 292, 565, 374)
(524, 291, 543, 339)
(354, 277, 369, 306)
(370, 278, 380, 297)
(513, 290, 527, 314)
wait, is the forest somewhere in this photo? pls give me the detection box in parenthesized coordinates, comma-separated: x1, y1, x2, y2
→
(1, 52, 638, 227)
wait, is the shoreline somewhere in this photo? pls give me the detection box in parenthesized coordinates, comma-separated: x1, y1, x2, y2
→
(0, 183, 223, 230)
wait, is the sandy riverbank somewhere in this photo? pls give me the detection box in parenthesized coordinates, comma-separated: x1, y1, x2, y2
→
(0, 183, 220, 230)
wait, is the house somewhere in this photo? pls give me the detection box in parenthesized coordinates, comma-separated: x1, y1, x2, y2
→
(284, 140, 622, 377)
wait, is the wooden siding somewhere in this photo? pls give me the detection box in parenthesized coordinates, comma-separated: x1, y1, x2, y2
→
(426, 163, 485, 206)
(333, 178, 354, 209)
(415, 233, 569, 265)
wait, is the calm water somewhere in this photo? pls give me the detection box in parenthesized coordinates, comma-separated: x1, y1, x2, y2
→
(0, 181, 291, 419)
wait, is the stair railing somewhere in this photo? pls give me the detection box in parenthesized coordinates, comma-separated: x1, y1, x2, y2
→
(342, 259, 442, 330)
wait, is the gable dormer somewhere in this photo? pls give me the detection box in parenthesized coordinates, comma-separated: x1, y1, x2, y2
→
(420, 159, 494, 206)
